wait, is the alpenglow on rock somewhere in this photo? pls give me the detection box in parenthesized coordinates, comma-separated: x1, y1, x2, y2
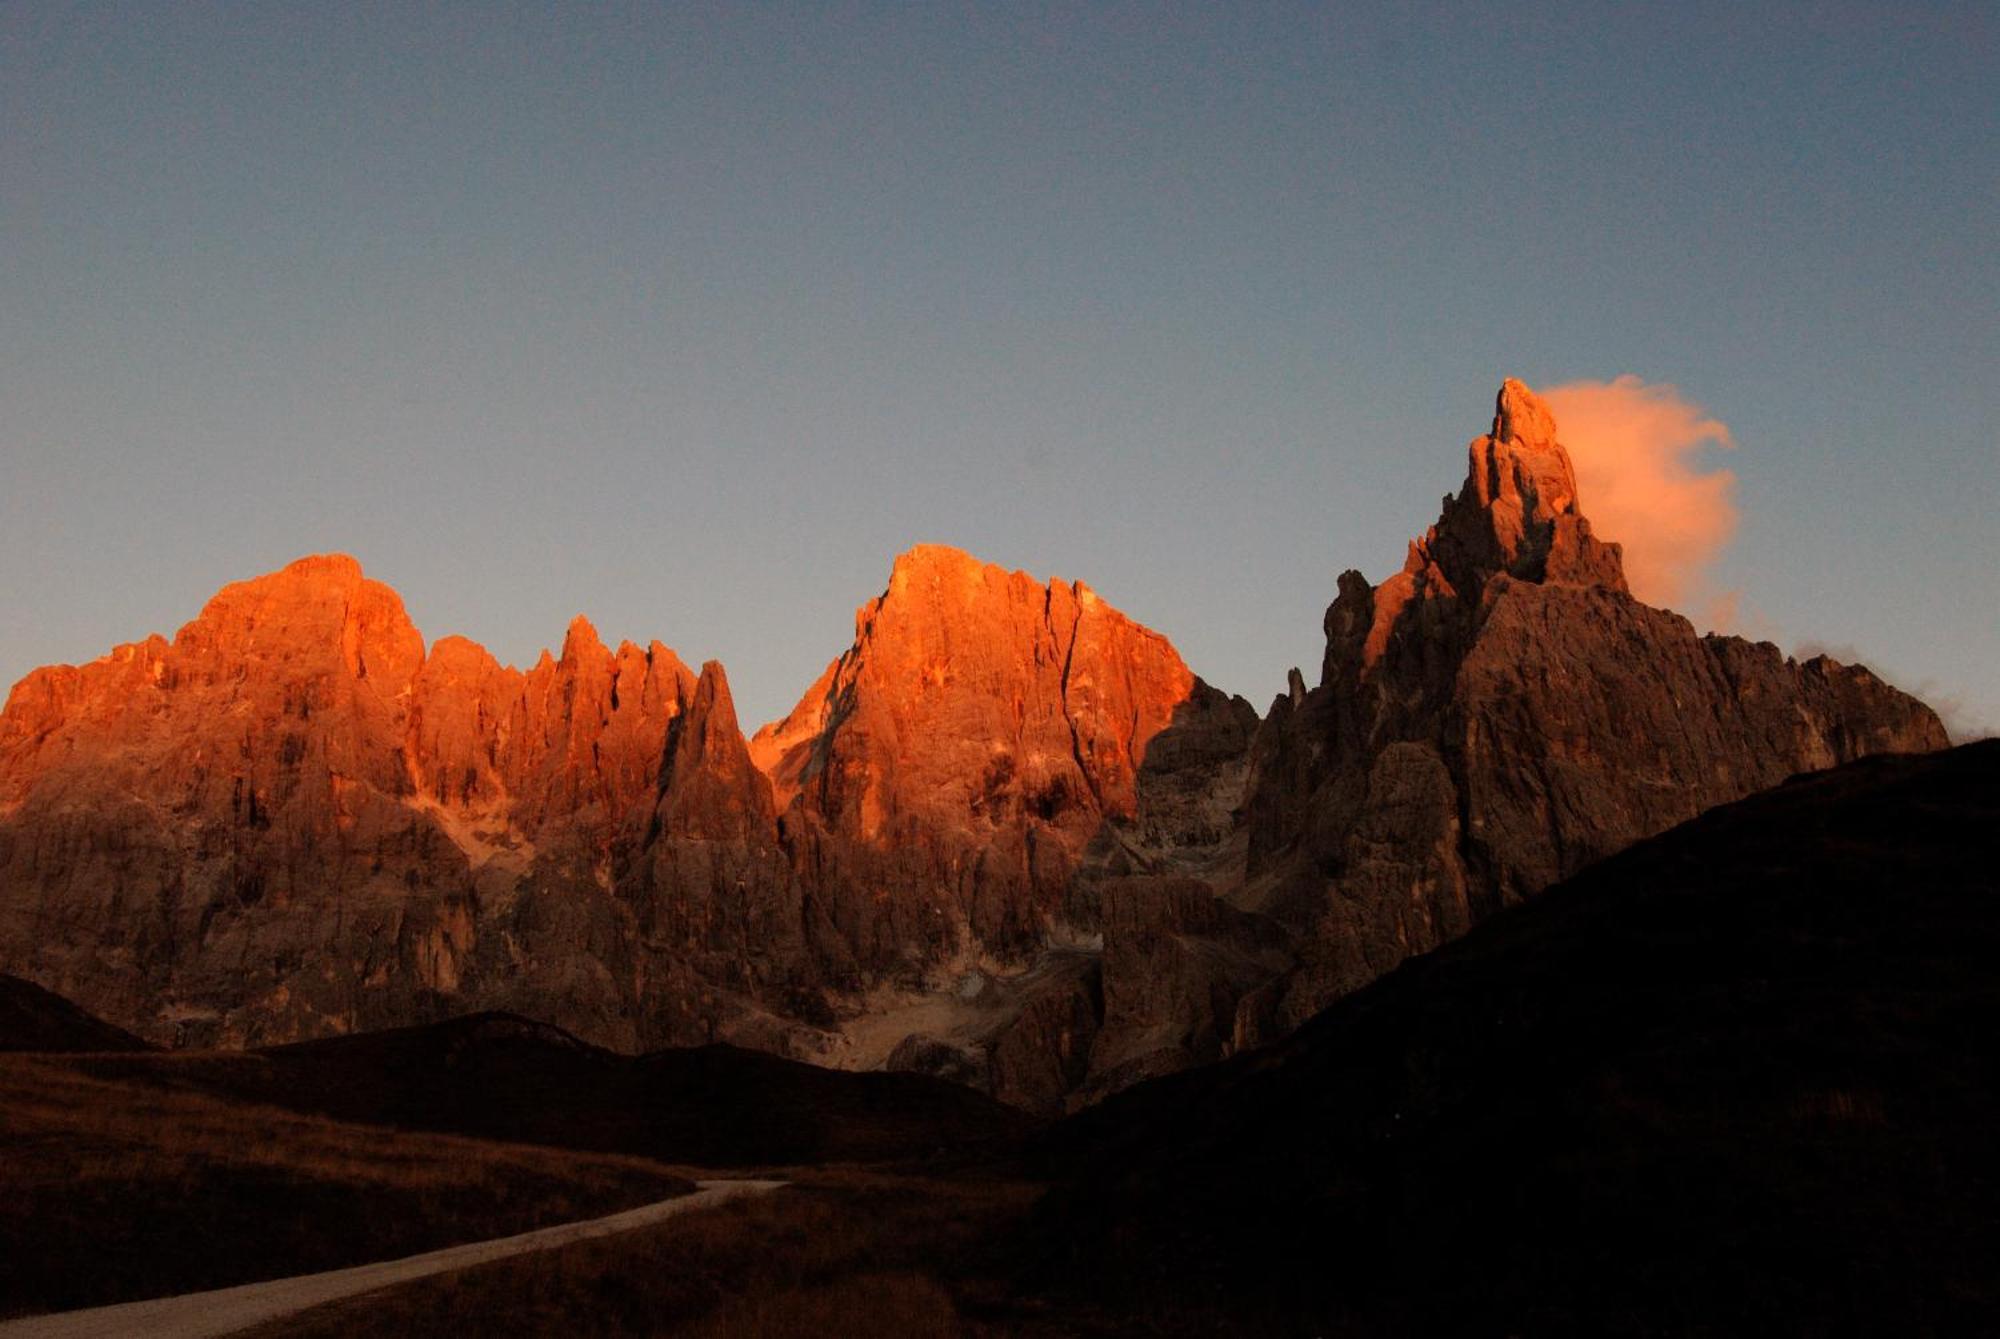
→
(751, 543, 1209, 965)
(0, 544, 1230, 1066)
(0, 555, 797, 1048)
(0, 381, 1948, 1112)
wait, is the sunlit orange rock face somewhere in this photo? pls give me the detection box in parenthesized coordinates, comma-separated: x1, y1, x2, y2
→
(0, 555, 789, 1046)
(752, 544, 1200, 967)
(0, 544, 1219, 1068)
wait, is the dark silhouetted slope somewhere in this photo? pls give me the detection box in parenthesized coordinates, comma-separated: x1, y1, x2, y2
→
(0, 973, 151, 1052)
(1030, 741, 2000, 1336)
(75, 1010, 1034, 1168)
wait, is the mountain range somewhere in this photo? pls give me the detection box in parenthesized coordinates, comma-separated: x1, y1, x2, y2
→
(0, 380, 1946, 1111)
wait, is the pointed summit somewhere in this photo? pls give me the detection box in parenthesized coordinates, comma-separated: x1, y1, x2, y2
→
(677, 661, 750, 771)
(1417, 379, 1628, 594)
(1260, 380, 1950, 1041)
(655, 660, 775, 841)
(1492, 376, 1559, 448)
(1324, 381, 1630, 677)
(559, 614, 607, 666)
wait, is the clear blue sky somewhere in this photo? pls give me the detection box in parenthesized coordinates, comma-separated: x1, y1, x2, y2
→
(3, 2, 1994, 736)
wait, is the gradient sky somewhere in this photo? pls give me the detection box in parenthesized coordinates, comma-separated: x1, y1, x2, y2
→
(3, 2, 1995, 737)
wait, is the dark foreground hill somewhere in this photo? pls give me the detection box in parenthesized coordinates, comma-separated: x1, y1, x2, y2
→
(1027, 741, 2000, 1336)
(0, 973, 151, 1052)
(70, 1011, 1034, 1168)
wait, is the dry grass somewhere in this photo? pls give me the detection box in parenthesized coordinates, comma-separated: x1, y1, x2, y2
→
(0, 1054, 695, 1318)
(244, 1171, 1058, 1338)
(684, 1273, 960, 1338)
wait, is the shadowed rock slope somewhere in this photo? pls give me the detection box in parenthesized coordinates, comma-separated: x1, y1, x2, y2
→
(1029, 740, 2000, 1336)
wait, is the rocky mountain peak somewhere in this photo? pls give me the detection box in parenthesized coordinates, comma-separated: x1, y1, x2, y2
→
(1254, 381, 1948, 1041)
(1330, 381, 1631, 679)
(171, 552, 425, 692)
(1429, 378, 1626, 593)
(755, 545, 1195, 820)
(690, 659, 738, 727)
(748, 544, 1203, 971)
(187, 552, 374, 619)
(1492, 376, 1559, 447)
(558, 614, 608, 668)
(653, 660, 776, 841)
(887, 542, 983, 585)
(1473, 379, 1580, 551)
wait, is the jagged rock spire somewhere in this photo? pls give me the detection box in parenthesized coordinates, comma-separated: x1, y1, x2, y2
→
(1491, 376, 1558, 448)
(1323, 380, 1628, 680)
(1434, 378, 1627, 593)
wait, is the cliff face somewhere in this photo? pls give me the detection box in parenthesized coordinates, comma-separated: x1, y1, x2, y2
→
(1236, 380, 1949, 1033)
(0, 381, 1951, 1109)
(0, 556, 788, 1047)
(751, 544, 1202, 971)
(0, 544, 1216, 1062)
(0, 557, 467, 1042)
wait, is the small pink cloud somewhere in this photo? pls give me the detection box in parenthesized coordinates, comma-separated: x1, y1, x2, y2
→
(1540, 375, 1738, 618)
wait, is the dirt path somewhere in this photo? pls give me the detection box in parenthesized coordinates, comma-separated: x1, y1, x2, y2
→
(0, 1179, 786, 1339)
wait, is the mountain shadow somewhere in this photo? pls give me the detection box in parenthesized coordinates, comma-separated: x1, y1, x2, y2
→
(1021, 740, 2000, 1336)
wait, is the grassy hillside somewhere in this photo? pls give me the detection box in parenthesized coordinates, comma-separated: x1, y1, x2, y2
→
(0, 1054, 694, 1317)
(241, 1171, 1047, 1339)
